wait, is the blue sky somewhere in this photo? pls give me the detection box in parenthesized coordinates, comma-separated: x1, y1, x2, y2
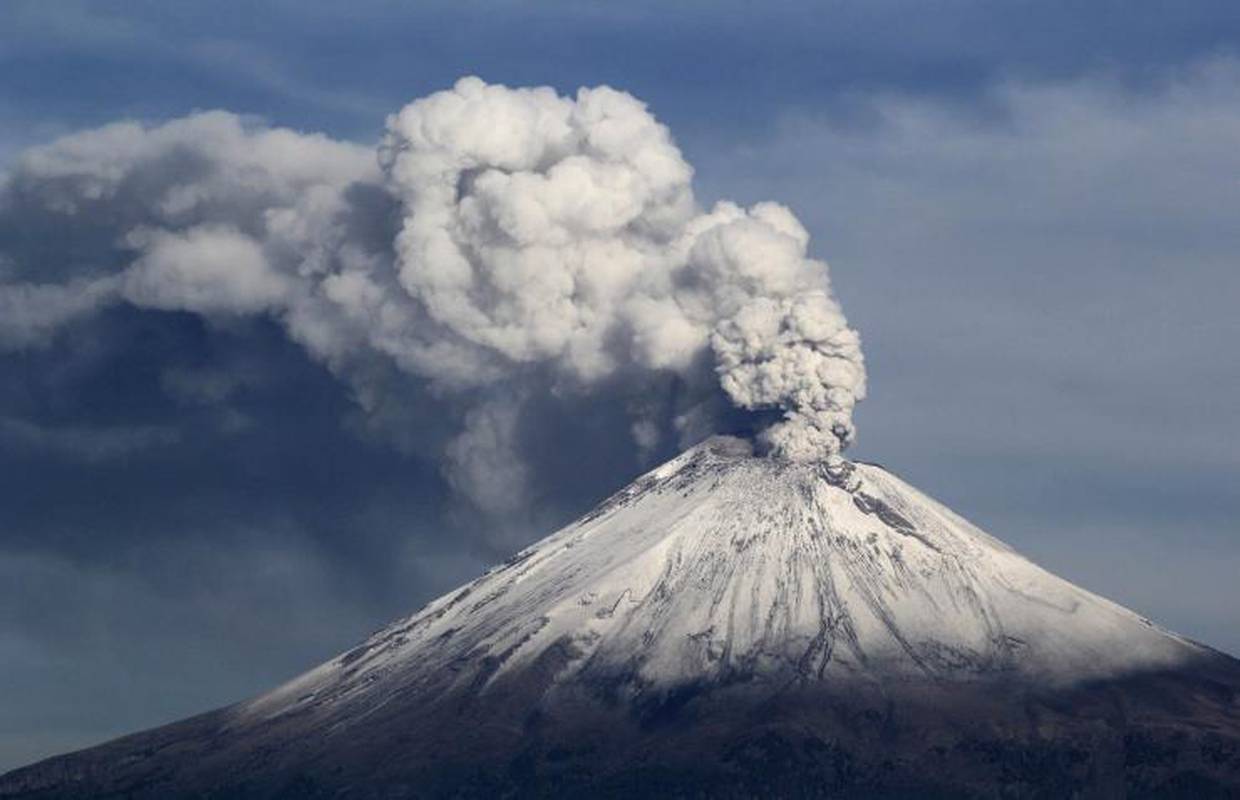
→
(2, 0, 1239, 772)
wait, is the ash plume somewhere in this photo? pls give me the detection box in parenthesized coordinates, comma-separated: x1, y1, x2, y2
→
(0, 77, 866, 511)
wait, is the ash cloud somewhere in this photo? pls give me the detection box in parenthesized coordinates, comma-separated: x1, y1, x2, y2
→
(0, 78, 866, 513)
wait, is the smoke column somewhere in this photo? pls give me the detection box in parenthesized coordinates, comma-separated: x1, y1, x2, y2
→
(0, 77, 866, 510)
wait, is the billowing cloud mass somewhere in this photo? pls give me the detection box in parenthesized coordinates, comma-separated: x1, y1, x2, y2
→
(0, 78, 865, 509)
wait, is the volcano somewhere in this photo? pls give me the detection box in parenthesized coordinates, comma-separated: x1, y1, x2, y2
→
(3, 436, 1239, 798)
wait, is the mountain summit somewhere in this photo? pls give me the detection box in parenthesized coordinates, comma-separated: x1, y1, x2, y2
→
(4, 437, 1239, 797)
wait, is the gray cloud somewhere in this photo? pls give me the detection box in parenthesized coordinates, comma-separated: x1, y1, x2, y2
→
(0, 417, 179, 462)
(0, 277, 116, 351)
(5, 63, 1237, 532)
(703, 57, 1240, 466)
(0, 79, 868, 523)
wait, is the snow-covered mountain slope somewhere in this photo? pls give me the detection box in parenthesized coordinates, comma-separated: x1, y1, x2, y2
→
(4, 436, 1239, 799)
(246, 436, 1202, 724)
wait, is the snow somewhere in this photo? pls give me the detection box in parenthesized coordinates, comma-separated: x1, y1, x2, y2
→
(244, 436, 1203, 721)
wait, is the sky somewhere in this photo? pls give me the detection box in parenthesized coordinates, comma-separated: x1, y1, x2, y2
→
(2, 0, 1239, 773)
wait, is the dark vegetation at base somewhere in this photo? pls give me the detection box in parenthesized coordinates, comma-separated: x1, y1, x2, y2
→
(5, 746, 1236, 799)
(3, 711, 1239, 799)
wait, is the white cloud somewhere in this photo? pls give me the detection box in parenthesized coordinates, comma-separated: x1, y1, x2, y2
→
(121, 226, 289, 314)
(9, 62, 1240, 510)
(380, 78, 865, 458)
(0, 78, 870, 520)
